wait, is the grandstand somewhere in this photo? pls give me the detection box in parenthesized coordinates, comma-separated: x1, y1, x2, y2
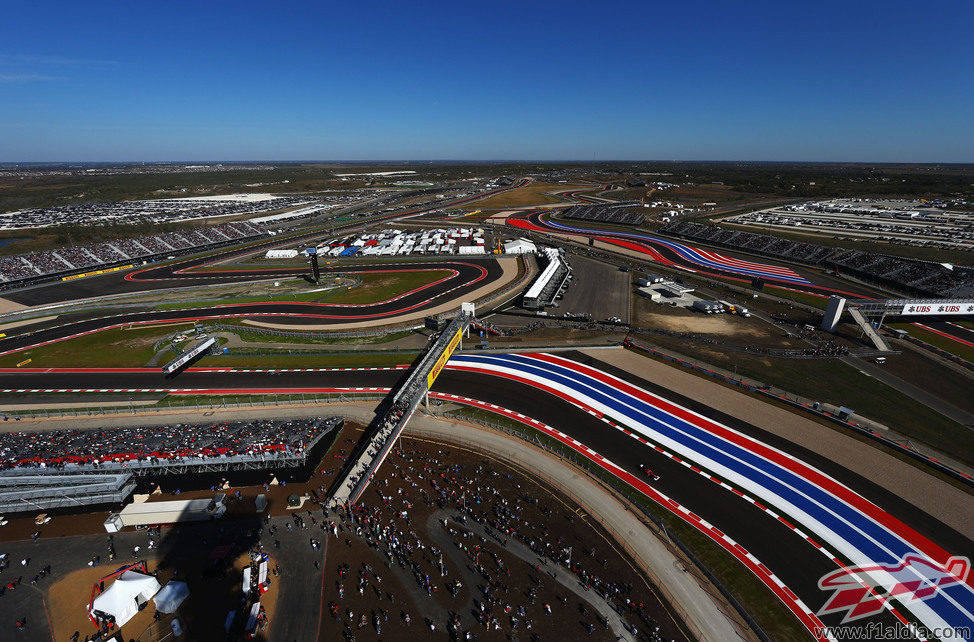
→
(663, 221, 837, 263)
(563, 205, 645, 226)
(0, 195, 313, 230)
(523, 247, 571, 310)
(0, 416, 342, 475)
(662, 221, 974, 296)
(0, 221, 266, 288)
(828, 250, 974, 297)
(0, 470, 136, 513)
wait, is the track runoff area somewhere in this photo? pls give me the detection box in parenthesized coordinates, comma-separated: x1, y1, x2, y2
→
(2, 180, 972, 640)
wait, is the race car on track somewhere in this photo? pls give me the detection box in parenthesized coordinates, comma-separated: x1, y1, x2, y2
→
(638, 464, 660, 481)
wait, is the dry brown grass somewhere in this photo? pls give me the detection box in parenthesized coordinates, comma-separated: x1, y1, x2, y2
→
(459, 182, 584, 210)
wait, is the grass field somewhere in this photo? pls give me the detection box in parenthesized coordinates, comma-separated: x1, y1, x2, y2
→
(877, 345, 974, 413)
(0, 324, 419, 368)
(0, 324, 194, 368)
(154, 287, 343, 309)
(763, 285, 830, 309)
(226, 328, 416, 346)
(194, 352, 416, 368)
(889, 322, 974, 363)
(324, 269, 452, 304)
(635, 333, 974, 465)
(155, 269, 450, 309)
(459, 182, 582, 210)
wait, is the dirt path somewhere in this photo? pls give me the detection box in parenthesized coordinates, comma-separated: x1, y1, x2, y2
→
(634, 310, 766, 336)
(582, 347, 974, 539)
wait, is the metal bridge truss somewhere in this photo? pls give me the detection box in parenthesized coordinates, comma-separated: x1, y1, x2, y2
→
(332, 310, 471, 506)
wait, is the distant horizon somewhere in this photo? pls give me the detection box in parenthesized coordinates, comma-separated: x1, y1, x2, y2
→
(4, 159, 974, 167)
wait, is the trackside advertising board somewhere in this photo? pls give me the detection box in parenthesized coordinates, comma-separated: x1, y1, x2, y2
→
(427, 328, 462, 388)
(61, 264, 134, 281)
(901, 302, 974, 316)
(163, 337, 217, 374)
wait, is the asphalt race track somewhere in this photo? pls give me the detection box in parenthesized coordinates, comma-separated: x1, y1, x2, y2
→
(0, 259, 506, 355)
(2, 177, 972, 638)
(510, 210, 879, 299)
(2, 356, 970, 637)
(3, 178, 530, 307)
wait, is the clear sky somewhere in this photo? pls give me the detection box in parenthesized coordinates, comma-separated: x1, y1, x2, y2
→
(1, 1, 971, 162)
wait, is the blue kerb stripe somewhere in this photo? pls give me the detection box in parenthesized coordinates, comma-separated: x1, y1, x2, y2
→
(450, 353, 974, 625)
(542, 218, 812, 285)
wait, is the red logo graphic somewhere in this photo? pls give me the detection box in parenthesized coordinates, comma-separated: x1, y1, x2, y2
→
(818, 554, 970, 623)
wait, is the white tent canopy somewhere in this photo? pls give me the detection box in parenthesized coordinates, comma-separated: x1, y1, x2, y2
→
(503, 239, 537, 254)
(91, 571, 161, 627)
(153, 581, 189, 614)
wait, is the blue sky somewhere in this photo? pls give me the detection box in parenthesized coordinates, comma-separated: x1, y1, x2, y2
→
(1, 1, 971, 162)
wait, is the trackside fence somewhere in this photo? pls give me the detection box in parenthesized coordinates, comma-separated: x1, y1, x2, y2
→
(0, 392, 386, 421)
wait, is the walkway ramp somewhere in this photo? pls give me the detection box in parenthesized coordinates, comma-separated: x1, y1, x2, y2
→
(330, 310, 471, 506)
(847, 307, 891, 351)
(469, 317, 505, 336)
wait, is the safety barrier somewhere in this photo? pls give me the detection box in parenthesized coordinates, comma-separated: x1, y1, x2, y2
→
(0, 392, 385, 421)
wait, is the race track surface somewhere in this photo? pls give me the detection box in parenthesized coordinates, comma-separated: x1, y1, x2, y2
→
(4, 178, 530, 307)
(0, 259, 505, 355)
(3, 354, 971, 638)
(510, 210, 877, 298)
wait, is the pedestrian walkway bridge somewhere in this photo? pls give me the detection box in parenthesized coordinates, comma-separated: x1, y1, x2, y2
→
(330, 308, 472, 506)
(847, 307, 891, 351)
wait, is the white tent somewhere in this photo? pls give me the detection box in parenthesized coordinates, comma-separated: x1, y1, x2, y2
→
(153, 581, 189, 614)
(503, 239, 537, 254)
(91, 571, 161, 627)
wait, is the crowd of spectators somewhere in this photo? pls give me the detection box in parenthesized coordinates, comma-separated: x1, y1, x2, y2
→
(827, 250, 974, 297)
(317, 444, 678, 640)
(0, 221, 265, 284)
(662, 221, 974, 296)
(663, 221, 837, 264)
(0, 197, 312, 230)
(0, 417, 337, 469)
